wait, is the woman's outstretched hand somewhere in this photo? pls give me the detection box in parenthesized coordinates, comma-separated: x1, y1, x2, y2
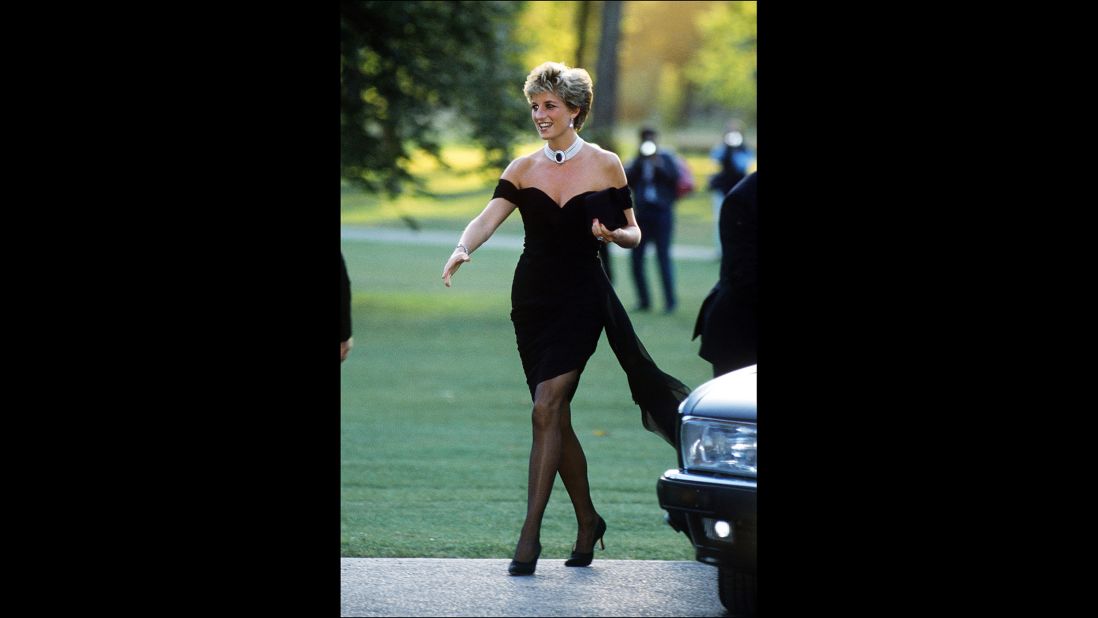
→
(442, 250, 471, 287)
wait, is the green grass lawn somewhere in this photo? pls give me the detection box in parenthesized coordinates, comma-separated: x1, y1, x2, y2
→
(340, 146, 723, 560)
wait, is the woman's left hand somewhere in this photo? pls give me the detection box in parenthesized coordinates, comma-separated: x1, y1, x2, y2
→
(591, 218, 618, 245)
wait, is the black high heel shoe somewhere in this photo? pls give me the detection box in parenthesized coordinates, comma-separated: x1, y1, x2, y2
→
(564, 516, 606, 567)
(508, 542, 542, 576)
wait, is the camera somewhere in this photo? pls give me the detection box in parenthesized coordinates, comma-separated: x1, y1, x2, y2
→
(724, 131, 744, 148)
(639, 140, 657, 157)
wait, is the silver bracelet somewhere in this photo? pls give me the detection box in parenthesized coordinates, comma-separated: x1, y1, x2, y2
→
(455, 243, 470, 255)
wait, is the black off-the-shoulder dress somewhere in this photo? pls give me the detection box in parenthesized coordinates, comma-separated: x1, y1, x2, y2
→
(492, 178, 690, 446)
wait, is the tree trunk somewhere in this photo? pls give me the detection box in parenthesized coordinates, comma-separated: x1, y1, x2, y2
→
(589, 0, 623, 155)
(574, 1, 593, 67)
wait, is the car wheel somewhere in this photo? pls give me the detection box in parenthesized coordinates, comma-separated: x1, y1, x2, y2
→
(718, 566, 756, 617)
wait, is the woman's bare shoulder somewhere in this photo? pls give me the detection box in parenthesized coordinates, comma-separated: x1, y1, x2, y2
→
(500, 151, 541, 188)
(584, 143, 627, 185)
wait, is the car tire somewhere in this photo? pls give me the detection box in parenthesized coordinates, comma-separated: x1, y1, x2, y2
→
(718, 566, 756, 617)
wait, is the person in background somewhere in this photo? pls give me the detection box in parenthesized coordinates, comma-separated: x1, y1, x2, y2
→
(707, 121, 755, 258)
(625, 127, 681, 314)
(340, 252, 354, 363)
(694, 171, 757, 377)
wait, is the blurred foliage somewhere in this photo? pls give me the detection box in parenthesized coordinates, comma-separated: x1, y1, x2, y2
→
(340, 1, 755, 196)
(516, 1, 756, 131)
(656, 63, 686, 129)
(618, 1, 708, 127)
(518, 1, 583, 69)
(684, 1, 757, 126)
(340, 1, 531, 196)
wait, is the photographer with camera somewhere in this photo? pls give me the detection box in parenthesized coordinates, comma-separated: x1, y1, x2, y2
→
(625, 127, 681, 314)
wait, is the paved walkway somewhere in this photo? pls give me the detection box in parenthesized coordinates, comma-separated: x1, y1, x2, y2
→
(341, 558, 728, 617)
(340, 227, 718, 262)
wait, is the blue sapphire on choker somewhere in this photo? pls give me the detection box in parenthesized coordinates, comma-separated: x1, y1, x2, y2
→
(543, 136, 585, 164)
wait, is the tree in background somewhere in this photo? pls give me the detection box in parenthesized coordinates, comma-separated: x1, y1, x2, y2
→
(340, 1, 529, 195)
(585, 0, 624, 155)
(684, 1, 757, 127)
(574, 1, 596, 68)
(517, 1, 580, 70)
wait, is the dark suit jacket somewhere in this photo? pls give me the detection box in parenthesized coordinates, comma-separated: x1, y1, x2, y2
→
(694, 171, 757, 373)
(625, 151, 680, 212)
(340, 252, 352, 342)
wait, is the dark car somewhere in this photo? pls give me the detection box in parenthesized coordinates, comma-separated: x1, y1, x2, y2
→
(657, 364, 757, 616)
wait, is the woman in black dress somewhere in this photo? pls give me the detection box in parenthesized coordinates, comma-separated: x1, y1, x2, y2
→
(441, 62, 688, 576)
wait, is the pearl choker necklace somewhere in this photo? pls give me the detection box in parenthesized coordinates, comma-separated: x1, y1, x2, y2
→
(543, 136, 584, 164)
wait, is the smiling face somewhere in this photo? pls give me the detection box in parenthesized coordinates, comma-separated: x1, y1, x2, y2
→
(530, 91, 575, 140)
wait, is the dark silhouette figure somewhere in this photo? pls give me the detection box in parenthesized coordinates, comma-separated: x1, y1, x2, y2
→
(694, 171, 757, 377)
(708, 123, 755, 258)
(340, 252, 353, 363)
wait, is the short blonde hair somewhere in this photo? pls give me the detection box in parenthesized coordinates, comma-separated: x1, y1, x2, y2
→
(523, 61, 594, 131)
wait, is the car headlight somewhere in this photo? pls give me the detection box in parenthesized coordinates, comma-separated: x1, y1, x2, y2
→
(681, 418, 756, 477)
